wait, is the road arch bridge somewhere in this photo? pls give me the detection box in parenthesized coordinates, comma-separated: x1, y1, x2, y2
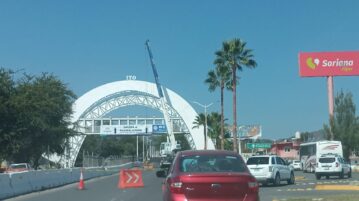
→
(54, 80, 214, 167)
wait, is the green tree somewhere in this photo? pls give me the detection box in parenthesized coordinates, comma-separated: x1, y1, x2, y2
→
(193, 113, 208, 149)
(205, 59, 231, 150)
(300, 132, 310, 143)
(11, 73, 76, 168)
(0, 68, 18, 161)
(324, 91, 359, 159)
(207, 112, 230, 149)
(215, 39, 257, 153)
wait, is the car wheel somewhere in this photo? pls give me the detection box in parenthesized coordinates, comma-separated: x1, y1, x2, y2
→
(287, 172, 295, 184)
(274, 173, 281, 186)
(326, 175, 329, 179)
(348, 169, 352, 178)
(339, 169, 344, 179)
(315, 174, 321, 180)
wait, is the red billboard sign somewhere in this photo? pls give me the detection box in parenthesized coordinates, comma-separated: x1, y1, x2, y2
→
(299, 51, 359, 77)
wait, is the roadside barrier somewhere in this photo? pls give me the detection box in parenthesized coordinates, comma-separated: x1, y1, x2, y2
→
(0, 162, 132, 200)
(0, 174, 13, 198)
(118, 169, 144, 189)
(9, 172, 33, 195)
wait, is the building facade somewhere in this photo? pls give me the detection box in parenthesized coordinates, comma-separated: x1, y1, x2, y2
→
(270, 139, 300, 160)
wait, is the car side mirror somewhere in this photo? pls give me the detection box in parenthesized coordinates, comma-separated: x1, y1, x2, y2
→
(156, 170, 167, 178)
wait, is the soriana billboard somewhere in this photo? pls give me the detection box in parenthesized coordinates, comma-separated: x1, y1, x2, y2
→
(299, 51, 359, 77)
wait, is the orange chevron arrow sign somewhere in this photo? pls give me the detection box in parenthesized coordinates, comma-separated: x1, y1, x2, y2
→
(118, 169, 144, 189)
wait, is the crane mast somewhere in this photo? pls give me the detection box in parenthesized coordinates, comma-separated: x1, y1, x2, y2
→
(145, 40, 178, 154)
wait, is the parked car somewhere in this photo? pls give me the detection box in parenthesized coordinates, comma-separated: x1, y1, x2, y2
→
(156, 150, 259, 201)
(246, 155, 295, 186)
(315, 154, 351, 180)
(290, 160, 302, 171)
(5, 163, 32, 173)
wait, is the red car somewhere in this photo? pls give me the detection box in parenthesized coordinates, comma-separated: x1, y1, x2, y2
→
(157, 150, 259, 201)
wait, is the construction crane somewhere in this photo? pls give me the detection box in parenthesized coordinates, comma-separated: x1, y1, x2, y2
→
(145, 40, 180, 157)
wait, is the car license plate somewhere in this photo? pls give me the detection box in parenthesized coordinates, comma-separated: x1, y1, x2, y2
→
(324, 167, 329, 170)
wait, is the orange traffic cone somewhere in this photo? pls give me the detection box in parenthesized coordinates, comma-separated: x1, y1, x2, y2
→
(78, 169, 85, 190)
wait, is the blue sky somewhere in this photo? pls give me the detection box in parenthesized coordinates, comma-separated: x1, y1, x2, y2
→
(1, 0, 359, 139)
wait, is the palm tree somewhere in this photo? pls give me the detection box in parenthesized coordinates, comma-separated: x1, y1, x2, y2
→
(207, 112, 228, 149)
(205, 63, 231, 150)
(192, 113, 208, 150)
(215, 39, 257, 153)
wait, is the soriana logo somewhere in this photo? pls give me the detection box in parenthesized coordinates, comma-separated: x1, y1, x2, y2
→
(299, 51, 359, 77)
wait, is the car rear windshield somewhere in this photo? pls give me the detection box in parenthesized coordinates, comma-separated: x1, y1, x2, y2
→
(319, 158, 335, 163)
(180, 155, 247, 173)
(10, 164, 27, 169)
(246, 157, 269, 165)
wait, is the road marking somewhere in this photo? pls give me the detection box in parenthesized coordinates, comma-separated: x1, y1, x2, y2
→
(315, 185, 359, 191)
(133, 172, 139, 183)
(277, 187, 314, 192)
(125, 172, 133, 183)
(295, 176, 306, 180)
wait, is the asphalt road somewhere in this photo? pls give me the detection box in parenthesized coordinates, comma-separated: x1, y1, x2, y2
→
(260, 171, 359, 201)
(5, 170, 359, 201)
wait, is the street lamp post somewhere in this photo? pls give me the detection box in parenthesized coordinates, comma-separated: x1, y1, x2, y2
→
(193, 101, 213, 150)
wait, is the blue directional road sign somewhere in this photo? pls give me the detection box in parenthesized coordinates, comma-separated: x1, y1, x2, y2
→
(152, 125, 167, 133)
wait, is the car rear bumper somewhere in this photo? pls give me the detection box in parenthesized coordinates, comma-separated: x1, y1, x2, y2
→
(253, 175, 274, 183)
(315, 171, 341, 176)
(167, 193, 260, 201)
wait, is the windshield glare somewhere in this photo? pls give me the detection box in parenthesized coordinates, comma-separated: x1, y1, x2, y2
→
(180, 155, 247, 173)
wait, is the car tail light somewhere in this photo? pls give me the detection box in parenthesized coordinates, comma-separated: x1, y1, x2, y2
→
(269, 166, 273, 172)
(248, 178, 259, 193)
(168, 177, 183, 194)
(336, 162, 339, 167)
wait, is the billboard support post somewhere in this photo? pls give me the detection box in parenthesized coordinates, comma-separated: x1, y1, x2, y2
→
(299, 51, 359, 141)
(327, 76, 334, 140)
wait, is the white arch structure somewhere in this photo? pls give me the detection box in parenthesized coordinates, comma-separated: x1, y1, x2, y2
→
(57, 80, 214, 167)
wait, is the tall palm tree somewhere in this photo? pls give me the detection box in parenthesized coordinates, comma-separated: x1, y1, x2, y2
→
(205, 60, 231, 150)
(192, 113, 208, 150)
(207, 112, 228, 149)
(215, 38, 257, 153)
